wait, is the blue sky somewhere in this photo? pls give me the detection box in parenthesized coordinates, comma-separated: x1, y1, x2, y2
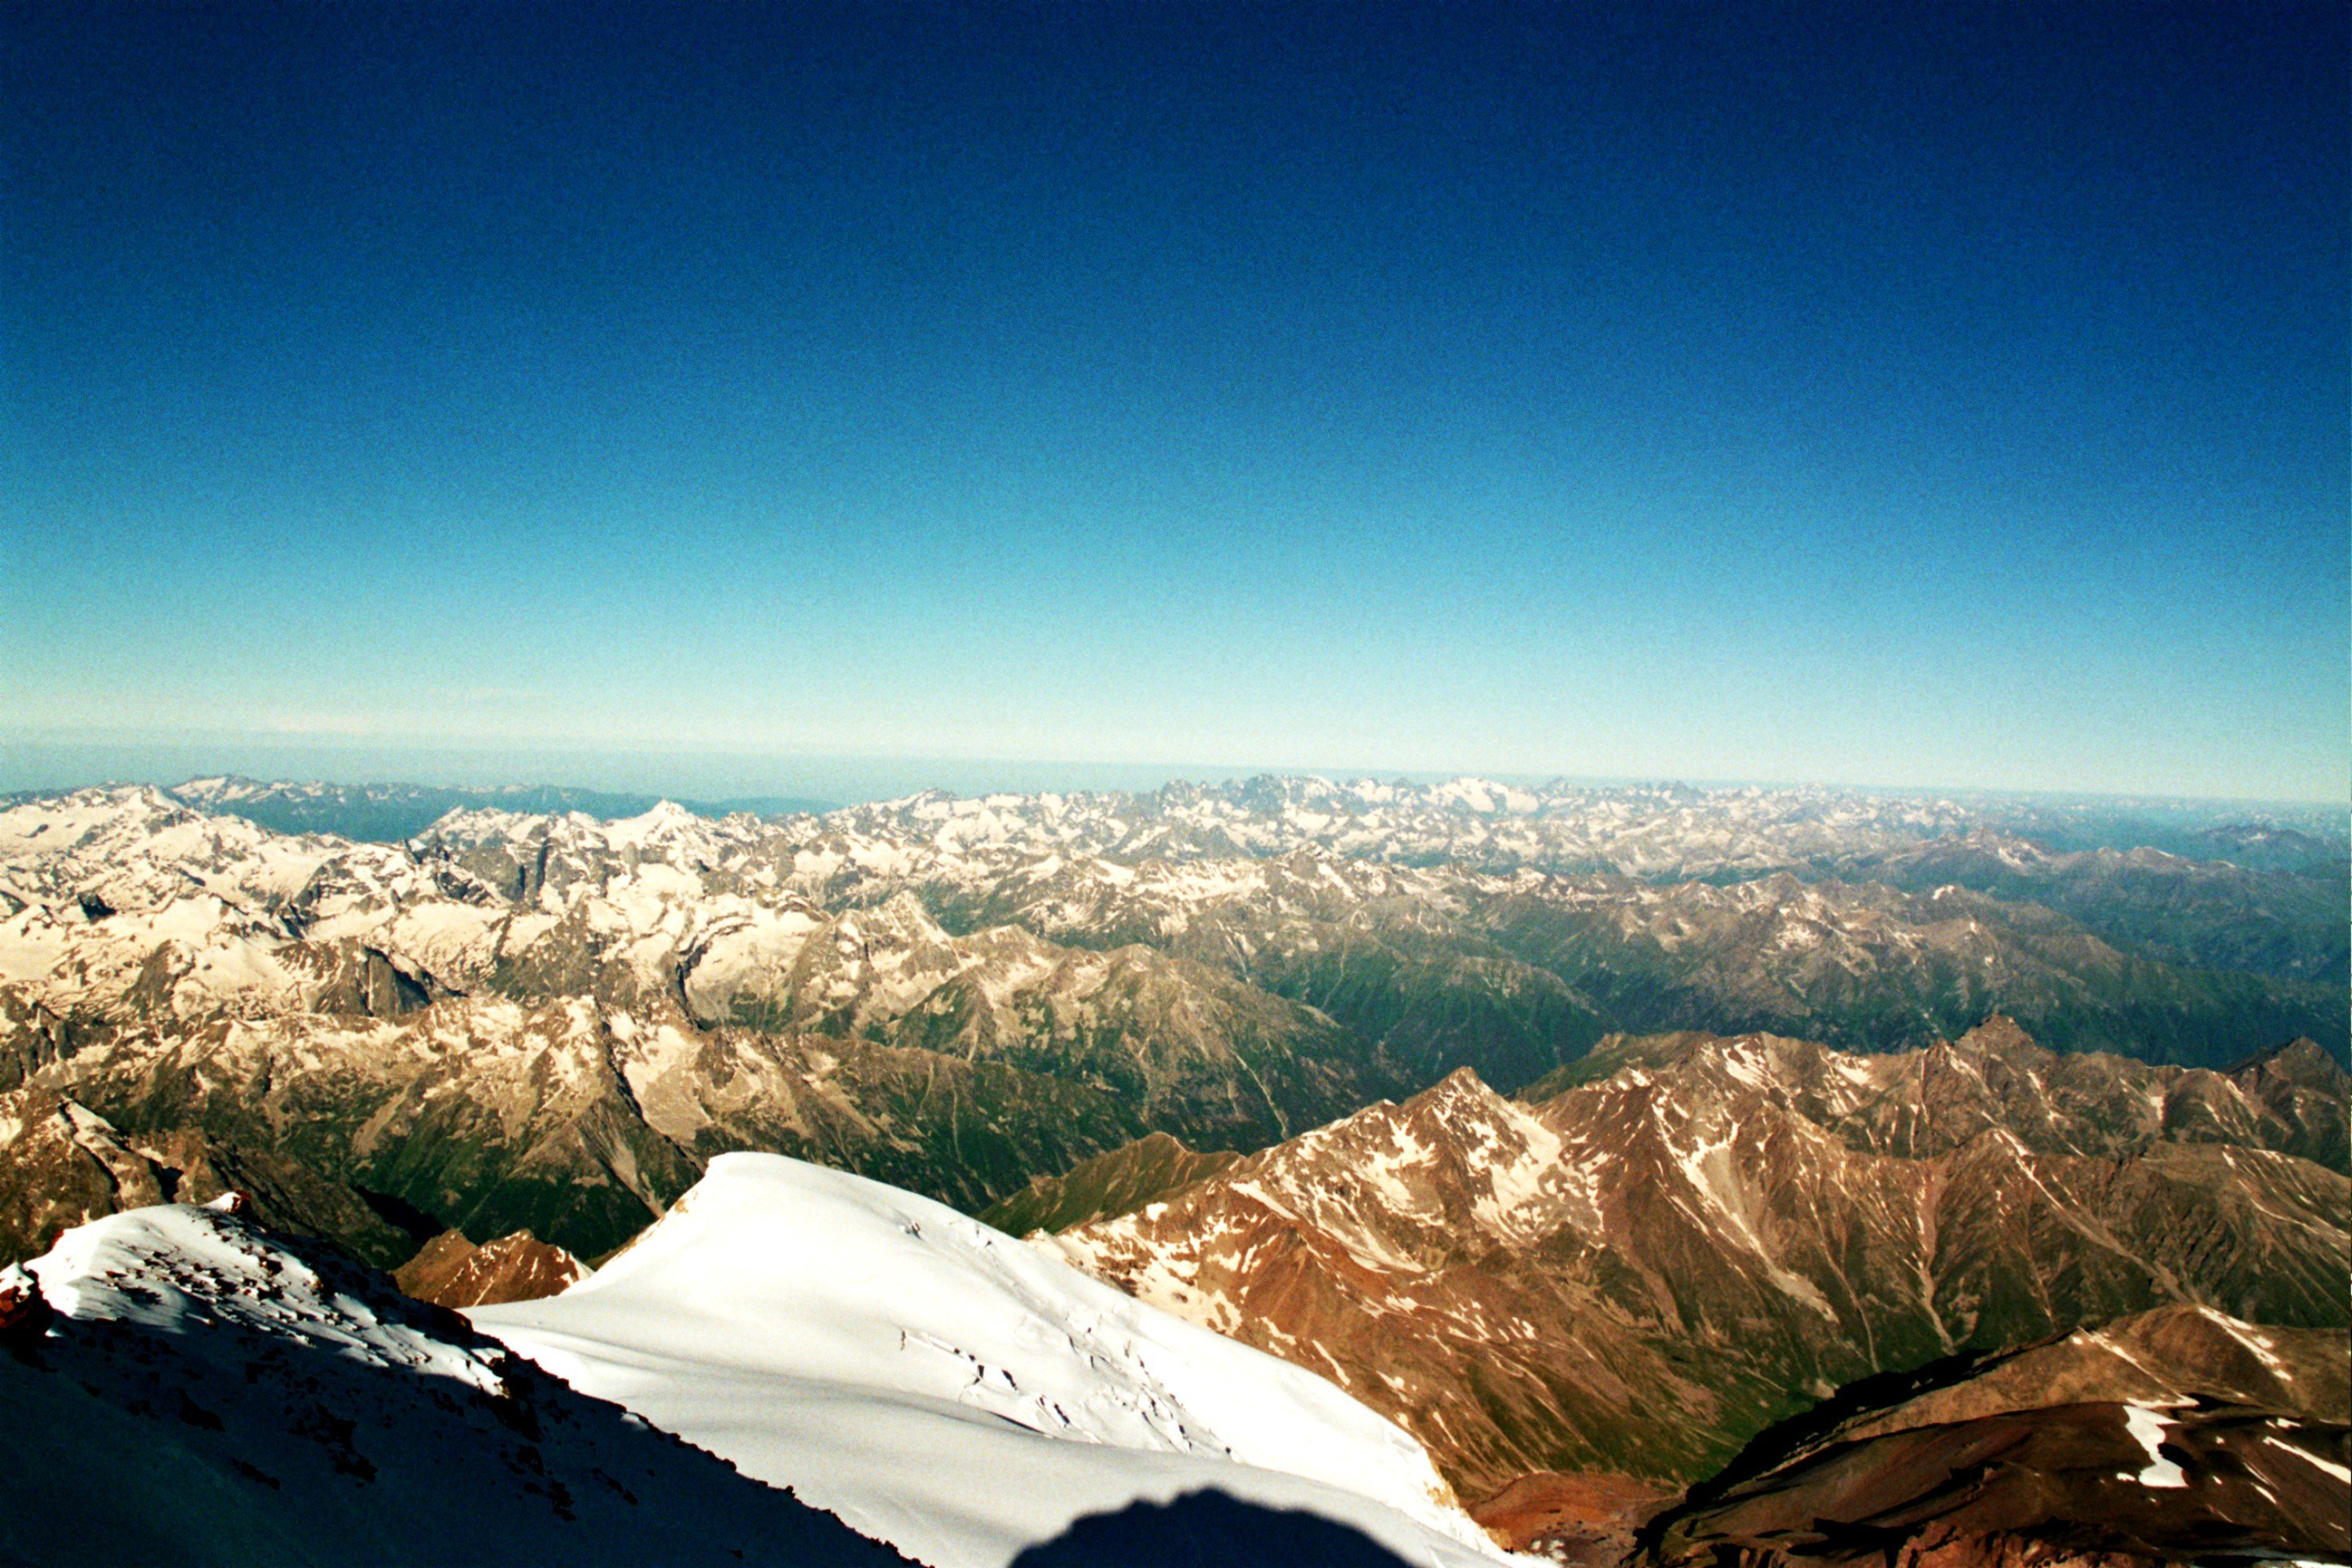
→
(3, 2, 2345, 802)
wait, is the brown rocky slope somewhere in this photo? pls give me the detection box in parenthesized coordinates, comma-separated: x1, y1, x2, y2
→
(1635, 1302, 2349, 1568)
(1040, 1019, 2351, 1500)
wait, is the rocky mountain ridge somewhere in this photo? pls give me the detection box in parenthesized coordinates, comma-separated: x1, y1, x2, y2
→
(1633, 1303, 2348, 1568)
(393, 1226, 589, 1308)
(1038, 1020, 2351, 1497)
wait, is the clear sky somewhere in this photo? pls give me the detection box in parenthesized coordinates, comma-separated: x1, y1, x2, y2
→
(4, 2, 2345, 803)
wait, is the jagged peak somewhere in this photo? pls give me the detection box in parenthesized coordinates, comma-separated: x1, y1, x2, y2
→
(822, 888, 953, 949)
(416, 802, 552, 840)
(603, 798, 710, 848)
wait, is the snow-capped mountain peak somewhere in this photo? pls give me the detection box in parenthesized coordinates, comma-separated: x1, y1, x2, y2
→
(473, 1151, 1508, 1568)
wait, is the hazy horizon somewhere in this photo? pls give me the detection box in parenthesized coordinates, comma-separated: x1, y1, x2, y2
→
(5, 731, 2344, 816)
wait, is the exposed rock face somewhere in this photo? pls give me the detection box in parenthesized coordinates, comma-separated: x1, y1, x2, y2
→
(1040, 1022, 2351, 1498)
(0, 784, 2340, 1269)
(1635, 1304, 2350, 1568)
(394, 1228, 588, 1308)
(0, 1264, 50, 1338)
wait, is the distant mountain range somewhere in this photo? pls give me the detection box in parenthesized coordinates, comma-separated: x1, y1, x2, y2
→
(0, 779, 2340, 1273)
(163, 775, 837, 841)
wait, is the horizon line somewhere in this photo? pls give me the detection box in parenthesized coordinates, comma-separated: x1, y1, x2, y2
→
(5, 750, 2344, 816)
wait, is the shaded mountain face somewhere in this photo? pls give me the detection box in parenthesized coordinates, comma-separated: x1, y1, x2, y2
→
(1842, 829, 2350, 984)
(0, 783, 2340, 1269)
(1040, 1022, 2351, 1500)
(2189, 819, 2350, 877)
(1636, 1303, 2350, 1568)
(1650, 1403, 2348, 1568)
(1461, 873, 2343, 1068)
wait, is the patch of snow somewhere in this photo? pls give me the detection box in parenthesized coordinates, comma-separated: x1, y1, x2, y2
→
(2120, 1404, 2188, 1488)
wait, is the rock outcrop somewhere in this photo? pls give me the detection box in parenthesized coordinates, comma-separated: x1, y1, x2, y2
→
(394, 1228, 589, 1308)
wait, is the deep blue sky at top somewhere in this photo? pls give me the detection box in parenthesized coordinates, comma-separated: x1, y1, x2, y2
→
(2, 2, 2345, 801)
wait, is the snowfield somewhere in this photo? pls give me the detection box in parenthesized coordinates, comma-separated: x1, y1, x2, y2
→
(471, 1152, 1512, 1568)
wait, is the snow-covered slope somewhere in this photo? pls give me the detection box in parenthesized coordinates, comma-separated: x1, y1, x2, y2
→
(7, 1178, 1507, 1566)
(471, 1152, 1509, 1568)
(3, 1199, 912, 1567)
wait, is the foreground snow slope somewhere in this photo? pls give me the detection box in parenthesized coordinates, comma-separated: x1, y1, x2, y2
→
(472, 1152, 1509, 1568)
(7, 1201, 910, 1567)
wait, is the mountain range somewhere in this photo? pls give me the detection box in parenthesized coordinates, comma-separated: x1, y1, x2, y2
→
(0, 780, 2341, 1273)
(162, 775, 837, 841)
(0, 774, 2341, 1566)
(1036, 1020, 2349, 1498)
